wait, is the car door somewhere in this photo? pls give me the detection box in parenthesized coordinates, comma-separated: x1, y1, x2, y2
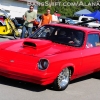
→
(80, 33, 100, 75)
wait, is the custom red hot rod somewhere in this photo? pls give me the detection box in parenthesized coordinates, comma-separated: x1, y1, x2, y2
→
(0, 24, 100, 91)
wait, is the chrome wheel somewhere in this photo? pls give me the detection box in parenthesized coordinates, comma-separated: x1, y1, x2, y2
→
(58, 68, 69, 89)
(53, 67, 70, 91)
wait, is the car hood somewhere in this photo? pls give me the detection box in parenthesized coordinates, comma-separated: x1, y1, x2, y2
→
(0, 38, 73, 57)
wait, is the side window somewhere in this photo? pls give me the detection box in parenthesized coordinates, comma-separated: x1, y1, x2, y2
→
(86, 34, 100, 48)
(81, 18, 88, 21)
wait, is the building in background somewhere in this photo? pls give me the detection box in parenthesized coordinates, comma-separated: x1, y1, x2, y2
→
(0, 0, 37, 18)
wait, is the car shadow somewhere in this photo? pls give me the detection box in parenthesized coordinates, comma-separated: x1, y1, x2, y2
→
(0, 73, 99, 92)
(0, 76, 46, 92)
(70, 74, 92, 84)
(70, 73, 100, 84)
(49, 73, 100, 91)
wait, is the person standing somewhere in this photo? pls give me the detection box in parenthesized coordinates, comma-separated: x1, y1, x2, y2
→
(21, 5, 37, 38)
(51, 11, 59, 23)
(38, 8, 52, 27)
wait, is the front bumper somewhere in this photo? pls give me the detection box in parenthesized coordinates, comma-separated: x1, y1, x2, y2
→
(0, 66, 57, 86)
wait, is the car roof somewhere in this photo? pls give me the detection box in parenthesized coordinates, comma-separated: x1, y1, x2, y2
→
(48, 24, 100, 34)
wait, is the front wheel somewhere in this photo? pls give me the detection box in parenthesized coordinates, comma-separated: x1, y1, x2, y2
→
(53, 67, 70, 91)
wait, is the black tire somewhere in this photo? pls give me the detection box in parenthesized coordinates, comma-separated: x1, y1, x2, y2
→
(53, 67, 70, 91)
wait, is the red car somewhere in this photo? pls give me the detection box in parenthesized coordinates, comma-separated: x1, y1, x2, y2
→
(0, 24, 100, 91)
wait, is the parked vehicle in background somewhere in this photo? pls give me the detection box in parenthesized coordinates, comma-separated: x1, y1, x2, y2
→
(65, 18, 77, 24)
(59, 16, 100, 30)
(75, 16, 100, 28)
(59, 16, 78, 24)
(0, 9, 20, 39)
(0, 14, 13, 36)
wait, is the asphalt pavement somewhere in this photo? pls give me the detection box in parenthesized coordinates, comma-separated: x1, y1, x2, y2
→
(0, 36, 100, 100)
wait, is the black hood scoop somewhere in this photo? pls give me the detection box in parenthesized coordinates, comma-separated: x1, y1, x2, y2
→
(22, 38, 53, 49)
(23, 41, 36, 48)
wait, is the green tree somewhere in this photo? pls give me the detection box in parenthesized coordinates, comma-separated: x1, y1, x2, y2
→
(37, 0, 100, 16)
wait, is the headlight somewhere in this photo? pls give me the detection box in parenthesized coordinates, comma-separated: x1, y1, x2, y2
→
(38, 59, 49, 70)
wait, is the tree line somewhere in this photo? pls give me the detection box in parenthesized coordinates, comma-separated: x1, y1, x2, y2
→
(37, 0, 100, 17)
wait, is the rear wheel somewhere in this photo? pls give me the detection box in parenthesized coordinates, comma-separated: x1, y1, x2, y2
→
(53, 67, 70, 91)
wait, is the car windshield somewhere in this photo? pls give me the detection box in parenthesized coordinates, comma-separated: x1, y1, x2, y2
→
(30, 25, 85, 47)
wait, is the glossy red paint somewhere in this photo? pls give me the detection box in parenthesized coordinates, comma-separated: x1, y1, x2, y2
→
(0, 24, 100, 86)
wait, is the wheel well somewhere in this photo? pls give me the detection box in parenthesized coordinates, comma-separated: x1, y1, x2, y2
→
(68, 66, 74, 76)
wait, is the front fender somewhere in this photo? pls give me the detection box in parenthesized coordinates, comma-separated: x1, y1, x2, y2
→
(54, 63, 75, 77)
(60, 63, 75, 72)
